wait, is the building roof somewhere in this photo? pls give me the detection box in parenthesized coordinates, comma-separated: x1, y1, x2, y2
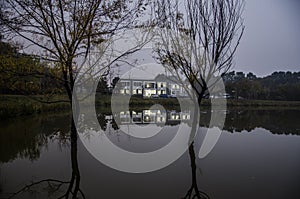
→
(120, 63, 166, 80)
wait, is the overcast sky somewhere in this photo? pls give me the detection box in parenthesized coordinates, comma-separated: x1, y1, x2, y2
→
(9, 0, 300, 77)
(234, 0, 300, 76)
(133, 0, 300, 77)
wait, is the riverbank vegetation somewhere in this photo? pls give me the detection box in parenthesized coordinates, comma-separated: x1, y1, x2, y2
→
(1, 35, 300, 120)
(223, 71, 300, 101)
(1, 94, 300, 120)
(0, 95, 70, 120)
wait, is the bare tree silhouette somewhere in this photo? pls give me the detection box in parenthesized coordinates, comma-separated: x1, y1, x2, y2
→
(3, 120, 84, 199)
(182, 142, 210, 199)
(153, 0, 245, 105)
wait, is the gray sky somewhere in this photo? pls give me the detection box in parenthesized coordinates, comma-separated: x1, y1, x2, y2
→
(234, 0, 300, 76)
(11, 0, 300, 77)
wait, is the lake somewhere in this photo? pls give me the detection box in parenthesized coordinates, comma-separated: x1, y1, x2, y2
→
(0, 109, 300, 199)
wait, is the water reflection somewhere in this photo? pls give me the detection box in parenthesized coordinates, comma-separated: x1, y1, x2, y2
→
(184, 143, 210, 199)
(0, 114, 70, 163)
(116, 110, 191, 124)
(97, 109, 300, 136)
(0, 114, 85, 199)
(0, 109, 300, 198)
(200, 109, 300, 135)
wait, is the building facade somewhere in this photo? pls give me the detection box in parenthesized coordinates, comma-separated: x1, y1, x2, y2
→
(117, 75, 188, 98)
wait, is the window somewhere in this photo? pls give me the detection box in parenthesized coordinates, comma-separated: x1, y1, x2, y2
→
(121, 81, 130, 87)
(133, 81, 142, 87)
(145, 82, 155, 89)
(157, 82, 166, 88)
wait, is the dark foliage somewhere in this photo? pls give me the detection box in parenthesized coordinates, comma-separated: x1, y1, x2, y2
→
(222, 71, 300, 101)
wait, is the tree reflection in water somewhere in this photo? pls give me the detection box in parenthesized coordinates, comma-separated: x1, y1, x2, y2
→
(183, 142, 210, 199)
(3, 117, 85, 199)
(1, 109, 300, 198)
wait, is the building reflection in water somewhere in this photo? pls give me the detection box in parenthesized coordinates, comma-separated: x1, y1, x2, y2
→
(118, 110, 191, 125)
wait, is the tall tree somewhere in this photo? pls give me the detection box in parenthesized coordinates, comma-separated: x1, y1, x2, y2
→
(0, 0, 148, 102)
(153, 0, 245, 104)
(152, 1, 245, 188)
(0, 1, 149, 197)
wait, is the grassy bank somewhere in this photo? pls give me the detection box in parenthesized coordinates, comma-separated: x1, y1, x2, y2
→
(1, 94, 300, 120)
(95, 95, 300, 108)
(0, 95, 70, 120)
(224, 99, 300, 109)
(95, 95, 181, 108)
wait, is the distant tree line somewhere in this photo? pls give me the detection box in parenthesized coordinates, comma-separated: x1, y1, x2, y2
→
(1, 40, 300, 100)
(0, 40, 110, 95)
(222, 71, 300, 101)
(0, 40, 64, 95)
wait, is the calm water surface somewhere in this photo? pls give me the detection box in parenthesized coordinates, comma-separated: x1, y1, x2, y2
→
(0, 109, 300, 199)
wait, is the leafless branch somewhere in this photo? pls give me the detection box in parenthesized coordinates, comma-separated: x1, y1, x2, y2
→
(153, 0, 245, 103)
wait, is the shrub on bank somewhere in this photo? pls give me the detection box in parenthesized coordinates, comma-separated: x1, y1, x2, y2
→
(0, 95, 70, 120)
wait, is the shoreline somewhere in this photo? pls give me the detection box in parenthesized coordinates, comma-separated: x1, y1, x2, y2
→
(1, 95, 300, 120)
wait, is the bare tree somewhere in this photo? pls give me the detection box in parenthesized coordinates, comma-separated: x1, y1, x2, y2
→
(0, 1, 151, 198)
(0, 0, 148, 102)
(183, 142, 210, 199)
(151, 2, 245, 193)
(153, 0, 245, 105)
(3, 126, 84, 199)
